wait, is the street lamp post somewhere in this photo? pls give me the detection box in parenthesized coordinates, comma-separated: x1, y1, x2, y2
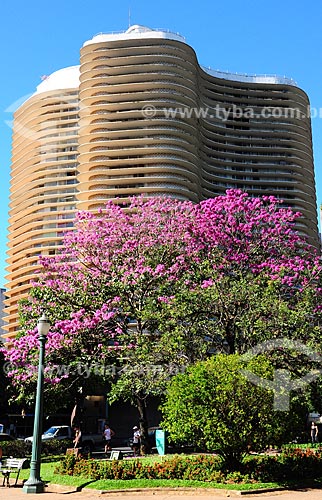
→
(23, 312, 50, 494)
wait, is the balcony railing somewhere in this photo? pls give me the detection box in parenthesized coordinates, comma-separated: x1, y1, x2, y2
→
(201, 66, 297, 87)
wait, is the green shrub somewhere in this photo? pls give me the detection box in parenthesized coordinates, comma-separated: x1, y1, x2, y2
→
(161, 355, 304, 470)
(55, 450, 322, 484)
(56, 451, 79, 475)
(41, 439, 72, 456)
(1, 440, 31, 458)
(225, 471, 253, 484)
(244, 448, 322, 482)
(55, 454, 248, 483)
(277, 447, 322, 479)
(0, 438, 72, 459)
(243, 455, 281, 482)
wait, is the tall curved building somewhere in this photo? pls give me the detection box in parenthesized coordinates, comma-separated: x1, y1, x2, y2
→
(5, 25, 318, 337)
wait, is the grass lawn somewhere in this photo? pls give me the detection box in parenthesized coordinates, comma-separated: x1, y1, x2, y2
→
(18, 459, 282, 491)
(283, 442, 322, 450)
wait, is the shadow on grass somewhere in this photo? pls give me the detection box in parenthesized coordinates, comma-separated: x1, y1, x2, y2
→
(43, 479, 98, 494)
(75, 480, 98, 492)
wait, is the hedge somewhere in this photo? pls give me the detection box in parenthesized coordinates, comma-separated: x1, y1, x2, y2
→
(0, 439, 72, 458)
(55, 454, 252, 483)
(55, 448, 322, 483)
(244, 447, 322, 482)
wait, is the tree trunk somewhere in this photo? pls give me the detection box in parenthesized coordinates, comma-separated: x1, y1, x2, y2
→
(226, 324, 236, 354)
(136, 396, 150, 455)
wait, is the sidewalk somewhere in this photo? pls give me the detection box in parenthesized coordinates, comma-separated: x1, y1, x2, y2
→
(1, 484, 322, 500)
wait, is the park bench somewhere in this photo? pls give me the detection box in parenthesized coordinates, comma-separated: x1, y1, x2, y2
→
(0, 458, 28, 487)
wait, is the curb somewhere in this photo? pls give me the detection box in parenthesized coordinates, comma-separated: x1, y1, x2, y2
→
(45, 484, 82, 493)
(237, 487, 286, 495)
(46, 483, 287, 496)
(95, 487, 286, 496)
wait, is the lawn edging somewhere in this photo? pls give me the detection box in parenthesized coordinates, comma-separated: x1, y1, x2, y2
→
(46, 483, 287, 496)
(93, 487, 287, 496)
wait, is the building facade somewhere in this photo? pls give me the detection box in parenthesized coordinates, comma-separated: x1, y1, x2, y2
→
(5, 25, 318, 336)
(0, 288, 6, 341)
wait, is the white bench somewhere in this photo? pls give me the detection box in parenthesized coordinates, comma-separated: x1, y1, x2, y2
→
(0, 458, 28, 487)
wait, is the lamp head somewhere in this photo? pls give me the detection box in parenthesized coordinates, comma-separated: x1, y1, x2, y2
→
(37, 312, 50, 337)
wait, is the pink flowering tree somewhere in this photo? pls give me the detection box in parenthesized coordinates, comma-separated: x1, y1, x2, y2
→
(2, 191, 322, 448)
(4, 196, 203, 449)
(162, 190, 322, 356)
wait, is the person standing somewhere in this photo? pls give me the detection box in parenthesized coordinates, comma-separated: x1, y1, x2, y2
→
(132, 426, 141, 457)
(103, 424, 115, 454)
(311, 422, 319, 444)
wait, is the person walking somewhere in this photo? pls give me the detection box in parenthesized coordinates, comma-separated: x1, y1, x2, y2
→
(103, 423, 115, 454)
(311, 421, 319, 444)
(132, 425, 141, 457)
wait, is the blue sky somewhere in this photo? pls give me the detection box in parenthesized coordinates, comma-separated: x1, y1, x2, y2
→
(1, 0, 322, 288)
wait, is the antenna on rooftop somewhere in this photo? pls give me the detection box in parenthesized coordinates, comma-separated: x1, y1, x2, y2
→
(128, 7, 131, 28)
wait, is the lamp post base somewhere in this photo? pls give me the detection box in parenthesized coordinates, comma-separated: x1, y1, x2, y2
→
(23, 479, 45, 494)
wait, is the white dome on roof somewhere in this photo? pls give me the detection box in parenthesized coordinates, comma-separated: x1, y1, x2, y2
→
(35, 66, 80, 95)
(125, 25, 154, 34)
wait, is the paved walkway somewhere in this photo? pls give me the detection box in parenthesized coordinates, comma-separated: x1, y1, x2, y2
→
(1, 485, 322, 500)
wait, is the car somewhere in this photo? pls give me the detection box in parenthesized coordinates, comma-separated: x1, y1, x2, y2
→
(25, 425, 72, 443)
(0, 433, 16, 442)
(24, 425, 102, 453)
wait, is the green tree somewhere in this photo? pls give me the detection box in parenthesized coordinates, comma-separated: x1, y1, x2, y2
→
(161, 354, 307, 469)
